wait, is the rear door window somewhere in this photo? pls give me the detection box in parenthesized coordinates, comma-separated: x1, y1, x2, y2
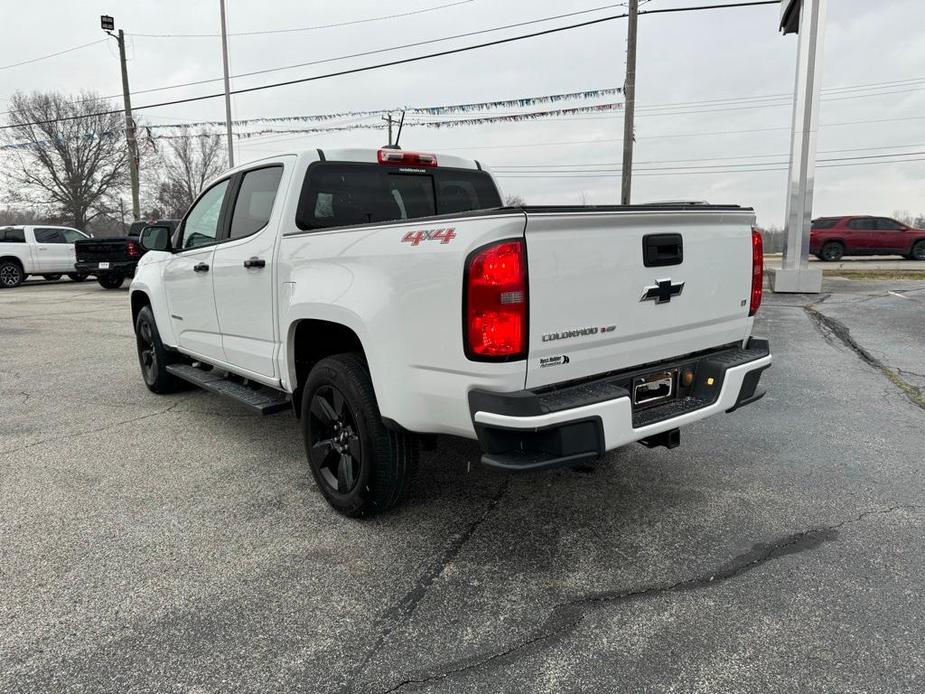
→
(297, 163, 501, 230)
(228, 166, 284, 240)
(0, 228, 26, 243)
(811, 219, 837, 229)
(847, 218, 874, 230)
(61, 229, 86, 243)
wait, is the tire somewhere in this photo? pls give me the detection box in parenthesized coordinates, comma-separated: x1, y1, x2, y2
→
(98, 273, 125, 289)
(910, 240, 925, 261)
(819, 242, 844, 262)
(42, 274, 63, 281)
(0, 260, 25, 288)
(67, 273, 89, 282)
(301, 353, 417, 517)
(134, 305, 181, 394)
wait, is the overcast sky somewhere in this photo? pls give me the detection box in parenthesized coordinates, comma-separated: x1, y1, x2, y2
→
(2, 0, 924, 226)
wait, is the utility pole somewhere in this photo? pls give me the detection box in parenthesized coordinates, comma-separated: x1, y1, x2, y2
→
(621, 0, 638, 205)
(102, 16, 140, 220)
(382, 112, 403, 147)
(219, 0, 235, 167)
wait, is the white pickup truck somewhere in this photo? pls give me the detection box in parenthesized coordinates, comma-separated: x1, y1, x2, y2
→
(130, 148, 771, 516)
(0, 225, 92, 287)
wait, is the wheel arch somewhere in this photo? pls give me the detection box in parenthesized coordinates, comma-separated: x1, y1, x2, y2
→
(130, 289, 152, 324)
(288, 318, 369, 418)
(0, 255, 25, 270)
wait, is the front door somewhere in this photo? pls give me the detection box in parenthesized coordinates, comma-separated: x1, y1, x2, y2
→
(212, 165, 285, 379)
(874, 218, 908, 253)
(163, 179, 230, 362)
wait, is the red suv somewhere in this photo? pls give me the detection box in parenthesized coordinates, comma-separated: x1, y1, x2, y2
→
(810, 216, 925, 261)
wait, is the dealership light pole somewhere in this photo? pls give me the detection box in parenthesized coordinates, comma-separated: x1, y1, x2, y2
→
(101, 15, 140, 220)
(219, 0, 235, 167)
(769, 0, 827, 293)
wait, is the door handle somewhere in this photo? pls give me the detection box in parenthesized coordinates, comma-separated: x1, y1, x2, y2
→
(243, 257, 265, 269)
(193, 262, 210, 273)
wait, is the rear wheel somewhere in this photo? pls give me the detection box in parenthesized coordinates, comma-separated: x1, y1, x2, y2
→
(910, 240, 925, 260)
(67, 273, 89, 282)
(98, 273, 125, 289)
(134, 305, 181, 394)
(0, 260, 24, 288)
(42, 274, 62, 281)
(819, 242, 844, 262)
(301, 353, 417, 517)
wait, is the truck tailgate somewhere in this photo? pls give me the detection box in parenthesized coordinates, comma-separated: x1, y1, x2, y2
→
(524, 207, 755, 389)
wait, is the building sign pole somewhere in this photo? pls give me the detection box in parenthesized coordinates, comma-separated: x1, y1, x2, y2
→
(770, 0, 828, 293)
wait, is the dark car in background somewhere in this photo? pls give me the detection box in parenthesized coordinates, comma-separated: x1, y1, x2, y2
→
(810, 216, 925, 261)
(75, 220, 179, 289)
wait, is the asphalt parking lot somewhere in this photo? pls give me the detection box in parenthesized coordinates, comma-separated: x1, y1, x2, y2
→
(1, 278, 923, 693)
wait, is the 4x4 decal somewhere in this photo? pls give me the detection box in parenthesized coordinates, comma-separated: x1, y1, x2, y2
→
(401, 228, 457, 246)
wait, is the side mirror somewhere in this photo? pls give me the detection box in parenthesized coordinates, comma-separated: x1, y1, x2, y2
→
(139, 225, 171, 252)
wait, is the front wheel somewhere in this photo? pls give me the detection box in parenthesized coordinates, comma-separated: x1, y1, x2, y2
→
(98, 273, 125, 289)
(134, 305, 181, 394)
(301, 353, 417, 517)
(67, 273, 89, 282)
(0, 260, 25, 288)
(910, 240, 925, 260)
(42, 273, 63, 281)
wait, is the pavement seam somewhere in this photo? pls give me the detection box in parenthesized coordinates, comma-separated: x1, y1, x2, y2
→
(0, 397, 191, 457)
(804, 305, 925, 412)
(345, 478, 510, 694)
(376, 505, 920, 693)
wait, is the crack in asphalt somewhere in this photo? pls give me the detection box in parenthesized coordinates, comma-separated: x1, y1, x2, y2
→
(345, 479, 510, 694)
(0, 398, 190, 456)
(804, 305, 925, 411)
(377, 505, 919, 694)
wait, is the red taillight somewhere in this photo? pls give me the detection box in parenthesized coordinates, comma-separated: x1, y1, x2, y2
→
(749, 227, 763, 316)
(127, 240, 140, 258)
(465, 240, 527, 360)
(377, 149, 437, 167)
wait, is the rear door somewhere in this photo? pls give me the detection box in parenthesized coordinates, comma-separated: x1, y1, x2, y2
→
(523, 208, 755, 388)
(32, 228, 73, 272)
(846, 217, 876, 252)
(212, 163, 286, 378)
(163, 178, 230, 362)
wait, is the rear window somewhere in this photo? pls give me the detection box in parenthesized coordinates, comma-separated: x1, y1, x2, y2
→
(296, 162, 502, 230)
(0, 228, 25, 243)
(811, 219, 838, 229)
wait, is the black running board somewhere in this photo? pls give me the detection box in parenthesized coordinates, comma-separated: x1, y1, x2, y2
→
(166, 364, 290, 415)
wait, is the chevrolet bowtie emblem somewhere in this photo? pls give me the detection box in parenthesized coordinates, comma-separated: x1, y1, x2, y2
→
(641, 279, 685, 304)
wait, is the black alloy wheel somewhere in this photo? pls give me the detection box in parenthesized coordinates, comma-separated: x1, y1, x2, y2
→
(0, 261, 24, 288)
(911, 241, 925, 260)
(308, 385, 363, 495)
(820, 242, 844, 262)
(136, 315, 159, 386)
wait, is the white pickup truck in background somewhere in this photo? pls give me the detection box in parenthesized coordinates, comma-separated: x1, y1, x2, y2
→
(0, 225, 92, 287)
(129, 147, 771, 516)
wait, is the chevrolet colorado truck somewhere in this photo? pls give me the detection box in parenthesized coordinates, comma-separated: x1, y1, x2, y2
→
(129, 148, 771, 516)
(0, 225, 91, 288)
(75, 219, 179, 289)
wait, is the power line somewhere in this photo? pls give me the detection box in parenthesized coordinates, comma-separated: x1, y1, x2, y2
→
(0, 0, 781, 128)
(130, 0, 478, 38)
(0, 39, 107, 71)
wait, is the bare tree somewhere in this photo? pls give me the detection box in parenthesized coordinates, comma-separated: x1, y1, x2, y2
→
(503, 194, 526, 207)
(1, 91, 129, 229)
(153, 129, 227, 218)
